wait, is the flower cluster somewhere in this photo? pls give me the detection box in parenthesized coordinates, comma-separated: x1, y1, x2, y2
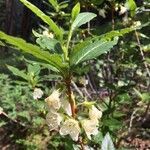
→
(81, 106, 102, 140)
(45, 90, 80, 141)
(45, 90, 62, 131)
(45, 90, 102, 141)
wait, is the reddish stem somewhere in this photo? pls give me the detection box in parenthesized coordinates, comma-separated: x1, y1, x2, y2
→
(65, 76, 76, 118)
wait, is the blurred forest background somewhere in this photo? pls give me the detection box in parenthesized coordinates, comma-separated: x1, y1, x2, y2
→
(0, 0, 150, 149)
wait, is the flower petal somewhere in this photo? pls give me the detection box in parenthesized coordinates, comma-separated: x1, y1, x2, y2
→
(61, 99, 72, 116)
(45, 90, 61, 111)
(33, 88, 43, 100)
(46, 111, 62, 131)
(89, 106, 102, 121)
(82, 119, 99, 140)
(60, 119, 80, 141)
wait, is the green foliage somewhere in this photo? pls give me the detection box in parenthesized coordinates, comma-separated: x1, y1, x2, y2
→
(98, 27, 135, 40)
(19, 0, 63, 40)
(0, 31, 67, 73)
(48, 0, 59, 12)
(36, 36, 63, 54)
(0, 74, 45, 126)
(48, 0, 68, 12)
(70, 38, 118, 66)
(71, 12, 97, 32)
(91, 0, 104, 5)
(134, 88, 150, 103)
(0, 0, 149, 149)
(7, 65, 28, 81)
(0, 40, 4, 46)
(7, 63, 42, 88)
(0, 9, 126, 78)
(126, 0, 137, 17)
(71, 3, 80, 22)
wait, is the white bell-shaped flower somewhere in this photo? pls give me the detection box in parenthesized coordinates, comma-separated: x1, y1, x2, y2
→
(60, 119, 80, 141)
(61, 99, 72, 116)
(33, 88, 43, 100)
(89, 106, 102, 121)
(99, 9, 106, 18)
(84, 145, 95, 150)
(82, 119, 99, 140)
(119, 5, 127, 15)
(45, 90, 61, 111)
(46, 111, 62, 131)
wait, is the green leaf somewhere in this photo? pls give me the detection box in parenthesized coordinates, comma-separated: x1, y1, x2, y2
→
(27, 64, 40, 76)
(126, 0, 137, 17)
(71, 12, 97, 31)
(0, 40, 5, 46)
(48, 0, 58, 9)
(72, 40, 91, 55)
(133, 88, 143, 99)
(134, 88, 150, 102)
(71, 3, 80, 21)
(101, 133, 115, 150)
(0, 31, 67, 72)
(48, 0, 61, 12)
(98, 27, 134, 41)
(32, 29, 41, 37)
(113, 111, 126, 118)
(19, 0, 63, 40)
(67, 12, 96, 51)
(24, 59, 59, 72)
(70, 38, 118, 66)
(141, 93, 150, 102)
(91, 0, 104, 5)
(32, 117, 45, 126)
(17, 111, 31, 121)
(7, 65, 28, 81)
(143, 44, 150, 52)
(103, 118, 122, 131)
(93, 132, 103, 144)
(71, 27, 134, 61)
(59, 3, 68, 10)
(36, 36, 63, 53)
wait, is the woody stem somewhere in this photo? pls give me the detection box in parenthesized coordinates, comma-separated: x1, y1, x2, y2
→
(65, 75, 76, 118)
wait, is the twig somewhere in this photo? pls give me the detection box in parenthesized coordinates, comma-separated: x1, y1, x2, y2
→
(128, 109, 137, 132)
(78, 137, 85, 150)
(142, 101, 150, 122)
(108, 89, 114, 109)
(82, 87, 92, 99)
(86, 74, 95, 93)
(111, 1, 115, 30)
(134, 30, 150, 77)
(71, 81, 84, 98)
(134, 30, 150, 121)
(1, 111, 25, 127)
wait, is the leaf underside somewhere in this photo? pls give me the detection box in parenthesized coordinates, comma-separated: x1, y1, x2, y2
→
(71, 12, 97, 31)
